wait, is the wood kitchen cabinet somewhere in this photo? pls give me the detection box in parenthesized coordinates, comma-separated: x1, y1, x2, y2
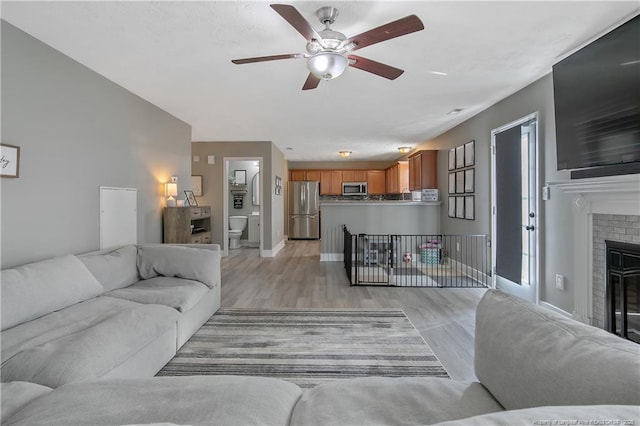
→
(367, 170, 386, 195)
(290, 170, 306, 181)
(320, 170, 343, 195)
(305, 170, 321, 181)
(408, 150, 438, 190)
(385, 161, 409, 194)
(342, 170, 367, 182)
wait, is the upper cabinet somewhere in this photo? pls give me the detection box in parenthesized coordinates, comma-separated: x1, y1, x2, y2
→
(320, 170, 343, 195)
(385, 161, 409, 194)
(367, 170, 386, 195)
(289, 170, 320, 181)
(342, 170, 367, 182)
(408, 150, 438, 190)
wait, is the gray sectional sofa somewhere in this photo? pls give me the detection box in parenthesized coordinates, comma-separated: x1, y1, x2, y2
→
(1, 244, 221, 388)
(2, 283, 639, 425)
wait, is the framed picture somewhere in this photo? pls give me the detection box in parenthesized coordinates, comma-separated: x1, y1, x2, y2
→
(191, 175, 203, 196)
(464, 140, 475, 167)
(455, 145, 465, 169)
(448, 148, 456, 171)
(184, 190, 198, 206)
(234, 170, 247, 185)
(455, 171, 464, 194)
(455, 196, 465, 219)
(448, 196, 456, 218)
(448, 173, 456, 194)
(1, 144, 20, 178)
(465, 196, 475, 220)
(464, 169, 475, 193)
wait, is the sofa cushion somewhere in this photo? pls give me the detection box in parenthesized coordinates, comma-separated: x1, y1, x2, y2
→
(475, 289, 640, 410)
(105, 276, 209, 312)
(1, 255, 104, 330)
(290, 377, 504, 426)
(433, 405, 640, 425)
(1, 382, 52, 424)
(137, 245, 220, 289)
(1, 296, 143, 365)
(1, 303, 179, 388)
(3, 376, 303, 426)
(77, 245, 139, 292)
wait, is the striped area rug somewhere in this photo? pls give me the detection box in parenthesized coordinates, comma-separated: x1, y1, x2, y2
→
(157, 309, 449, 388)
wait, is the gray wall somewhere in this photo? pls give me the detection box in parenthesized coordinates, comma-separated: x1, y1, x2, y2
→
(414, 73, 575, 312)
(191, 141, 286, 252)
(1, 21, 192, 269)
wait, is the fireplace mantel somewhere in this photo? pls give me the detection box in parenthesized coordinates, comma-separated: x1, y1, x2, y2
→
(551, 174, 640, 324)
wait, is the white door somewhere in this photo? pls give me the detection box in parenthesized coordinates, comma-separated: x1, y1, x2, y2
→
(491, 113, 539, 303)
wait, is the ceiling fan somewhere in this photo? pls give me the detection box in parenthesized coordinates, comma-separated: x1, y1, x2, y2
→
(231, 4, 424, 90)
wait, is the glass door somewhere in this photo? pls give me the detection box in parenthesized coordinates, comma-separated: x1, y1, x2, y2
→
(491, 113, 539, 303)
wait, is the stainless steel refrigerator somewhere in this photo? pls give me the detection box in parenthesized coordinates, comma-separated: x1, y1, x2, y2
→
(288, 181, 320, 239)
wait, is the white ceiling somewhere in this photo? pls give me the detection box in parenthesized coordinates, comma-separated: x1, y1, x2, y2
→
(3, 1, 638, 161)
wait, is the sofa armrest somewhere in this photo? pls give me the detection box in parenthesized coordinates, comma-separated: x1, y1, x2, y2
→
(137, 244, 221, 289)
(474, 289, 640, 410)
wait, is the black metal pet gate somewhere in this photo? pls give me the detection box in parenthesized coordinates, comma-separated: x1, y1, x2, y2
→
(344, 225, 489, 288)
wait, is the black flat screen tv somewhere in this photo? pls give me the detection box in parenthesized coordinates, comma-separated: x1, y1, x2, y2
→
(553, 15, 640, 178)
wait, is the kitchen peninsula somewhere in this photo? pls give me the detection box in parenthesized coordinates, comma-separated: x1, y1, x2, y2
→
(320, 200, 441, 261)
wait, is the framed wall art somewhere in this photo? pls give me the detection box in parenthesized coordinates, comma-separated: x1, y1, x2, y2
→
(191, 175, 203, 196)
(234, 170, 247, 185)
(455, 196, 465, 219)
(448, 173, 456, 194)
(184, 190, 198, 206)
(1, 144, 20, 178)
(464, 140, 475, 167)
(455, 145, 465, 169)
(448, 148, 456, 171)
(448, 197, 456, 218)
(455, 171, 464, 194)
(464, 169, 475, 193)
(465, 196, 475, 220)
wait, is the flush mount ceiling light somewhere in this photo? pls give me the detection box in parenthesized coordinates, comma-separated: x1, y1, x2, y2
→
(339, 150, 352, 158)
(448, 108, 463, 115)
(397, 147, 412, 154)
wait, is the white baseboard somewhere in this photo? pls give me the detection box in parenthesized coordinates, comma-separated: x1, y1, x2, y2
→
(263, 238, 286, 257)
(448, 258, 490, 286)
(320, 253, 343, 262)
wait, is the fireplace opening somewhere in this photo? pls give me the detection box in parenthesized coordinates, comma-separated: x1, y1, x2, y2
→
(605, 240, 640, 343)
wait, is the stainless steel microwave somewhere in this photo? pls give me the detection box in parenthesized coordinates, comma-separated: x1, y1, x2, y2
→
(342, 182, 368, 196)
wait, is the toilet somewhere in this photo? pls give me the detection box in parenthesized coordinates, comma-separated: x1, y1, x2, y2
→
(228, 216, 248, 249)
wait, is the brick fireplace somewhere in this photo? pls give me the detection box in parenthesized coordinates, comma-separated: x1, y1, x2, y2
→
(555, 174, 640, 326)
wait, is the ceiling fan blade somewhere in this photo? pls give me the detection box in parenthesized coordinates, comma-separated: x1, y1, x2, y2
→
(302, 73, 321, 90)
(347, 55, 404, 80)
(231, 54, 302, 65)
(346, 15, 424, 51)
(270, 4, 323, 42)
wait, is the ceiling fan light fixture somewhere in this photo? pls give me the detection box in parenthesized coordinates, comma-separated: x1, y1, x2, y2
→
(339, 150, 352, 158)
(307, 52, 348, 80)
(397, 147, 412, 154)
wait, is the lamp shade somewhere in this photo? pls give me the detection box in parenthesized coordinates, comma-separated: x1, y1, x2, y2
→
(165, 182, 178, 197)
(307, 52, 348, 80)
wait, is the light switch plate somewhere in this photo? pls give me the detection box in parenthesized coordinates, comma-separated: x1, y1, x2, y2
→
(555, 274, 564, 291)
(542, 186, 550, 201)
(193, 155, 199, 163)
(208, 155, 215, 164)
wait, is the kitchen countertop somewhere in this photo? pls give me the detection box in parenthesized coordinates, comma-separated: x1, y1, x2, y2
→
(320, 200, 441, 206)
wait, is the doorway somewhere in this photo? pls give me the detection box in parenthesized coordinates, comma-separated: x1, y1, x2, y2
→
(490, 113, 540, 303)
(223, 157, 263, 258)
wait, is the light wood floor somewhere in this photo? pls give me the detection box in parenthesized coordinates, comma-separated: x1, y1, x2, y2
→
(220, 240, 486, 381)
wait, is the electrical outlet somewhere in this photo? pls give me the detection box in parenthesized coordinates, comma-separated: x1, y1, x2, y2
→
(555, 274, 565, 291)
(456, 242, 460, 252)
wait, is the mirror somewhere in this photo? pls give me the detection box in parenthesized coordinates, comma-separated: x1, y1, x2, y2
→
(252, 172, 260, 206)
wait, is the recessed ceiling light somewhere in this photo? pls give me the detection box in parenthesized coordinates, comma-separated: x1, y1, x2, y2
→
(431, 71, 448, 76)
(447, 108, 463, 115)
